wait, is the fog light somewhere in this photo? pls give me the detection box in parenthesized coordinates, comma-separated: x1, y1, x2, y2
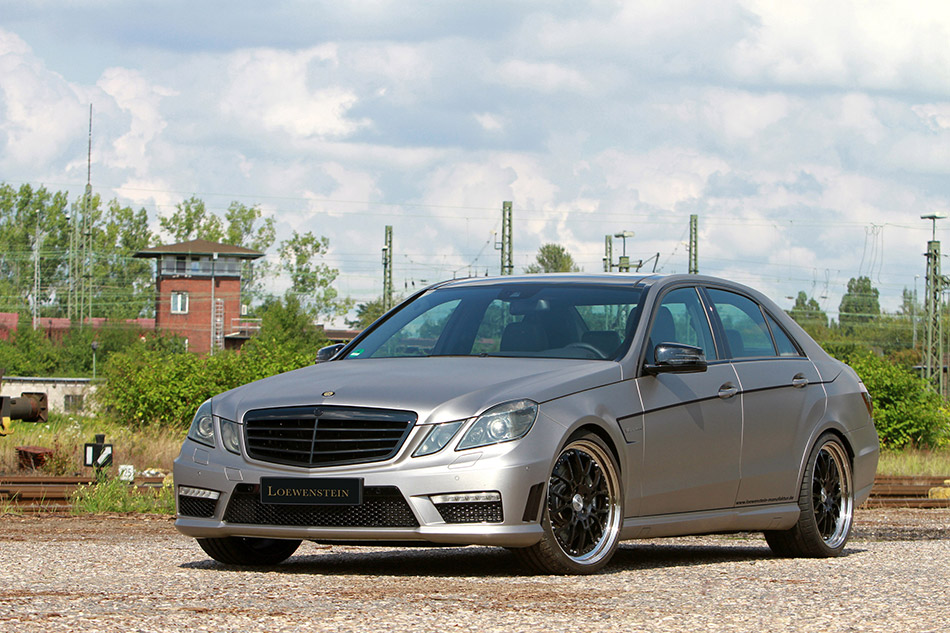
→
(178, 486, 220, 500)
(430, 491, 501, 504)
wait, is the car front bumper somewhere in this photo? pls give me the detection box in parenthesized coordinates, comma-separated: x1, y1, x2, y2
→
(173, 432, 552, 548)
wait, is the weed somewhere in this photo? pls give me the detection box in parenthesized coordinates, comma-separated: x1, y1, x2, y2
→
(1, 413, 185, 476)
(877, 448, 950, 477)
(70, 476, 175, 515)
(0, 496, 22, 515)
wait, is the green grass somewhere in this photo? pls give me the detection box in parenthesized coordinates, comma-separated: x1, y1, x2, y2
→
(0, 497, 22, 515)
(70, 476, 175, 515)
(876, 448, 950, 477)
(0, 412, 185, 477)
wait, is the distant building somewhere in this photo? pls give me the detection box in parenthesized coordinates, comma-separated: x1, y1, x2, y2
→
(134, 239, 264, 353)
(0, 314, 155, 342)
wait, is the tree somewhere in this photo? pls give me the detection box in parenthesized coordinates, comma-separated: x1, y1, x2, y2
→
(278, 231, 353, 319)
(347, 297, 389, 330)
(788, 291, 829, 339)
(159, 196, 224, 242)
(0, 183, 70, 315)
(247, 294, 327, 351)
(0, 183, 158, 320)
(524, 244, 581, 274)
(88, 198, 158, 319)
(839, 276, 880, 326)
(222, 201, 276, 303)
(790, 292, 826, 323)
(223, 202, 275, 251)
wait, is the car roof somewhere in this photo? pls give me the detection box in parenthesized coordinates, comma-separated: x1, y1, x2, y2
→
(429, 272, 749, 292)
(431, 273, 654, 289)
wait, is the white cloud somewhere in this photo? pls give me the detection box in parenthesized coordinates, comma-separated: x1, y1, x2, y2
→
(221, 46, 369, 139)
(3, 3, 950, 315)
(97, 67, 175, 175)
(731, 0, 950, 93)
(474, 112, 504, 132)
(913, 104, 950, 131)
(595, 148, 729, 210)
(492, 60, 592, 94)
(0, 29, 86, 168)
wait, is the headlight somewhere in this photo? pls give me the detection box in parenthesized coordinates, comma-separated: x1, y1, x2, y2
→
(219, 418, 241, 454)
(457, 399, 538, 450)
(413, 420, 464, 457)
(186, 399, 215, 448)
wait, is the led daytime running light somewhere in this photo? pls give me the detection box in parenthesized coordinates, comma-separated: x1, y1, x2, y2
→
(431, 492, 501, 504)
(178, 486, 220, 500)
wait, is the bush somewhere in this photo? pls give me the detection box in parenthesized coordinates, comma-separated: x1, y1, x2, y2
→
(831, 348, 950, 449)
(96, 342, 313, 429)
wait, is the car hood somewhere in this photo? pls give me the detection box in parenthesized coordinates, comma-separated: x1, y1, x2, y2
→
(211, 356, 623, 425)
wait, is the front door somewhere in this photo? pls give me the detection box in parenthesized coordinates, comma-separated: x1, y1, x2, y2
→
(637, 287, 742, 516)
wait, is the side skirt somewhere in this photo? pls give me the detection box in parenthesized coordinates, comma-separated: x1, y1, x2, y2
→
(620, 503, 801, 540)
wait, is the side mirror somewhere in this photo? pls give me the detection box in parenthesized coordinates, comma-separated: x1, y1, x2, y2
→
(644, 343, 707, 375)
(315, 343, 346, 363)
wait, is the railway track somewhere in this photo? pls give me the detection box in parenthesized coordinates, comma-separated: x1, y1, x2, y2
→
(0, 475, 168, 512)
(1, 474, 948, 513)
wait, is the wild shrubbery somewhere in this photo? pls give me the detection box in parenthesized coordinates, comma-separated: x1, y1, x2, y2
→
(829, 345, 950, 449)
(95, 342, 315, 429)
(96, 296, 325, 428)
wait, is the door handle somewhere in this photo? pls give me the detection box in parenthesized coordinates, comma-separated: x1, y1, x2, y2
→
(792, 373, 809, 388)
(718, 383, 738, 399)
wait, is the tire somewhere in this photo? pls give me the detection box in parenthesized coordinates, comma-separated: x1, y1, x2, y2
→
(514, 432, 623, 574)
(765, 433, 854, 558)
(197, 536, 302, 566)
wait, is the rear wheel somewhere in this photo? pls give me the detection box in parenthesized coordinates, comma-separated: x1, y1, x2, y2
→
(765, 433, 853, 557)
(197, 536, 302, 566)
(514, 432, 622, 574)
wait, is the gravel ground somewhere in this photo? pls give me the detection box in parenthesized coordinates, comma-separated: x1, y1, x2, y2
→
(0, 509, 948, 633)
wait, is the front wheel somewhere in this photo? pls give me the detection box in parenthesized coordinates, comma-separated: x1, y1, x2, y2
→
(514, 432, 622, 574)
(197, 536, 302, 566)
(765, 433, 854, 557)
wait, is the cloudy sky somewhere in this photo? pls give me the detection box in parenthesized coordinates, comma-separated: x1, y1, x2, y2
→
(3, 0, 950, 320)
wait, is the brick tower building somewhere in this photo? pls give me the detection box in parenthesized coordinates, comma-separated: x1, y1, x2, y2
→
(134, 239, 264, 353)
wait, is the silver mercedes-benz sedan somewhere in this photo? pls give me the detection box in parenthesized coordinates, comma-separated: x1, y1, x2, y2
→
(174, 273, 879, 574)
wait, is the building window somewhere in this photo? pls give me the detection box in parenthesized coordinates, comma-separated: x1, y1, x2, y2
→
(171, 292, 189, 314)
(64, 394, 84, 412)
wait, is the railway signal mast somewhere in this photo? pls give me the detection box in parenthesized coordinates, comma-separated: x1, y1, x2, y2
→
(922, 213, 949, 397)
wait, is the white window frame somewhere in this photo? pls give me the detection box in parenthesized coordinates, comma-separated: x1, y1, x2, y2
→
(171, 291, 189, 314)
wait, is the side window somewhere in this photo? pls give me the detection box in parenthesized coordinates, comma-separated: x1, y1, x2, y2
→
(171, 291, 189, 315)
(648, 287, 717, 361)
(766, 313, 802, 357)
(706, 289, 776, 358)
(472, 299, 522, 354)
(361, 299, 461, 358)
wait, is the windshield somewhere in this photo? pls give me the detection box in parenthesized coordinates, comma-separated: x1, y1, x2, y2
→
(345, 283, 643, 361)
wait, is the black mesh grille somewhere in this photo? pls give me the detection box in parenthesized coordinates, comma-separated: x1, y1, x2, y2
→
(435, 501, 504, 524)
(223, 486, 418, 528)
(178, 495, 217, 518)
(243, 406, 416, 468)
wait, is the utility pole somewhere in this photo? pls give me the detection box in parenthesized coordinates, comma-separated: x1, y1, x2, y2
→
(67, 206, 75, 321)
(688, 214, 698, 274)
(922, 213, 949, 396)
(496, 201, 513, 275)
(79, 104, 93, 327)
(603, 235, 613, 272)
(32, 221, 40, 329)
(382, 225, 393, 311)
